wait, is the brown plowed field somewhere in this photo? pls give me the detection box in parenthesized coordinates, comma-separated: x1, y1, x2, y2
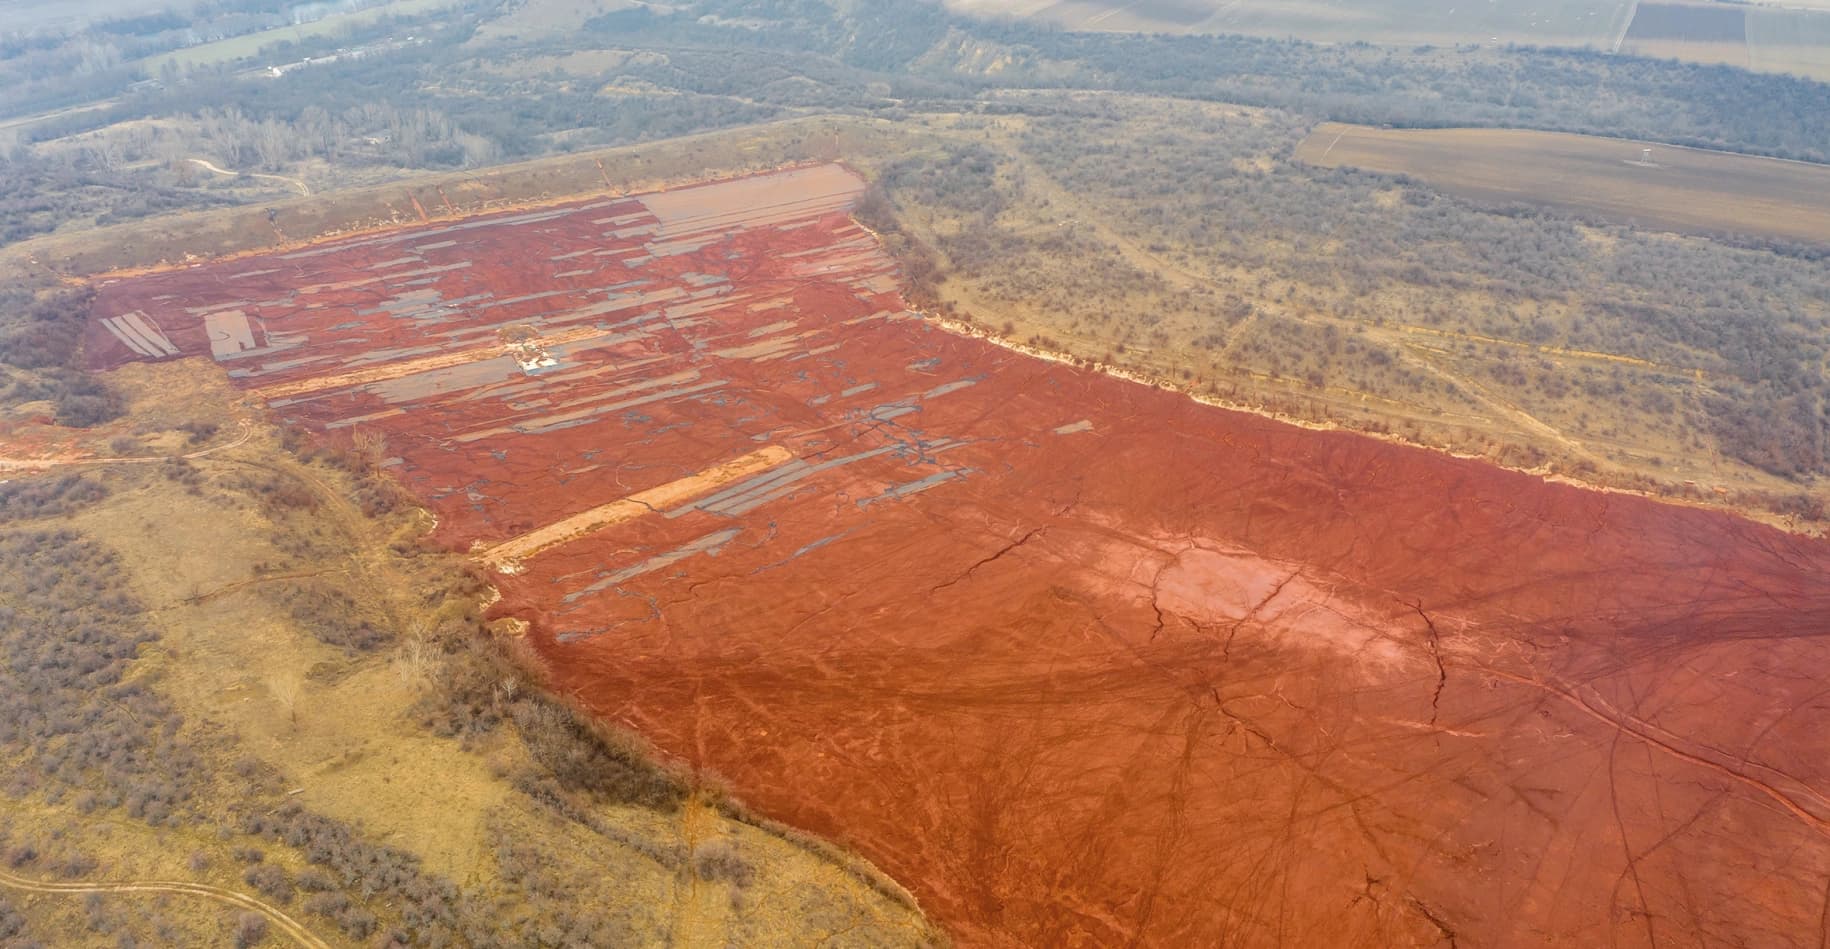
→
(88, 164, 1830, 946)
(1297, 122, 1830, 246)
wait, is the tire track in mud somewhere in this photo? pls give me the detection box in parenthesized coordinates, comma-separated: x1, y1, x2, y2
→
(1477, 664, 1830, 834)
(0, 866, 331, 948)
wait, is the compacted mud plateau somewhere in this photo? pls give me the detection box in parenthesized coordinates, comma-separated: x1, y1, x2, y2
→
(90, 165, 1830, 947)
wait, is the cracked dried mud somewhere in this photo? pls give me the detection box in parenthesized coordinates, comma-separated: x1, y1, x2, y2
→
(87, 164, 1830, 947)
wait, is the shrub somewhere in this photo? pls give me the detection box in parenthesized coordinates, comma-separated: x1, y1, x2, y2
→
(303, 891, 376, 939)
(0, 893, 23, 940)
(510, 700, 684, 811)
(231, 913, 267, 948)
(0, 287, 92, 371)
(50, 373, 125, 428)
(160, 458, 204, 487)
(691, 839, 754, 888)
(179, 421, 218, 445)
(242, 864, 293, 904)
(0, 533, 206, 822)
(0, 475, 108, 522)
(276, 583, 391, 653)
(55, 850, 98, 878)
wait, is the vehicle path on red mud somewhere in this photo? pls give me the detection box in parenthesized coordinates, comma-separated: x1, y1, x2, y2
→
(85, 164, 1830, 947)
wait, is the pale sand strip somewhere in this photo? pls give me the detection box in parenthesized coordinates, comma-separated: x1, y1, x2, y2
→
(253, 324, 624, 400)
(478, 445, 793, 571)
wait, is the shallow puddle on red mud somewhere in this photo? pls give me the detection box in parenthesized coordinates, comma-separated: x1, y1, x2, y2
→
(91, 164, 1830, 947)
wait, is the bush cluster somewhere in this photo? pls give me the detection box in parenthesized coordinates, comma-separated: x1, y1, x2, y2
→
(274, 581, 391, 654)
(0, 530, 199, 824)
(0, 893, 24, 941)
(0, 287, 124, 428)
(0, 475, 108, 523)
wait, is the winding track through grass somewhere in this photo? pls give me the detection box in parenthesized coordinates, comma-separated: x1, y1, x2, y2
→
(0, 866, 332, 948)
(0, 419, 253, 472)
(188, 158, 311, 196)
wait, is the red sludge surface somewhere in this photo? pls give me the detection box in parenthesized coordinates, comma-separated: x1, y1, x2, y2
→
(90, 165, 1830, 947)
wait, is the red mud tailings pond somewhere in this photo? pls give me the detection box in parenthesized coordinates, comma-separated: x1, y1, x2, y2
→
(91, 164, 1830, 947)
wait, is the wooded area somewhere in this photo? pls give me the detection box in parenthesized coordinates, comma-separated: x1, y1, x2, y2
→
(4, 0, 1829, 249)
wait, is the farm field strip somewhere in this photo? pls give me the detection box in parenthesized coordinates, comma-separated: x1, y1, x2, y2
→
(137, 0, 459, 71)
(952, 0, 1634, 46)
(87, 163, 1830, 947)
(1617, 1, 1830, 78)
(947, 0, 1830, 77)
(1296, 122, 1830, 245)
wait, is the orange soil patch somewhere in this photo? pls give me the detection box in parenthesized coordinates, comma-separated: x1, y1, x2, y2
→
(88, 163, 1830, 946)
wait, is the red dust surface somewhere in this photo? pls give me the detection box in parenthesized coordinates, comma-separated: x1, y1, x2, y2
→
(89, 164, 1830, 947)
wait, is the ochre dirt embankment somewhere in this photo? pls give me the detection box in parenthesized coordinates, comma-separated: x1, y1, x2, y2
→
(88, 164, 1830, 947)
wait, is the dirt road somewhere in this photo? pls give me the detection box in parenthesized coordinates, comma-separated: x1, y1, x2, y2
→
(0, 419, 252, 472)
(0, 866, 331, 948)
(188, 157, 311, 196)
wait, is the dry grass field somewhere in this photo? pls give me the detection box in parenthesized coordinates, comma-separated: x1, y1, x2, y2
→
(948, 0, 1830, 79)
(846, 96, 1830, 526)
(1744, 6, 1830, 78)
(1615, 1, 1830, 80)
(1620, 35, 1753, 66)
(0, 0, 170, 31)
(472, 0, 642, 41)
(1295, 122, 1830, 245)
(138, 0, 460, 72)
(947, 0, 1636, 47)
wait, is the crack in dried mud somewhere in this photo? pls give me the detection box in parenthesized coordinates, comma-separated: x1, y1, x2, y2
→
(928, 526, 1048, 596)
(78, 163, 1830, 948)
(1410, 601, 1449, 726)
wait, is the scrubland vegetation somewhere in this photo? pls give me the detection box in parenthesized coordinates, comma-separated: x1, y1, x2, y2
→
(1019, 107, 1828, 473)
(0, 283, 935, 943)
(0, 285, 123, 426)
(0, 528, 191, 824)
(0, 463, 600, 944)
(843, 99, 1829, 519)
(0, 474, 108, 521)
